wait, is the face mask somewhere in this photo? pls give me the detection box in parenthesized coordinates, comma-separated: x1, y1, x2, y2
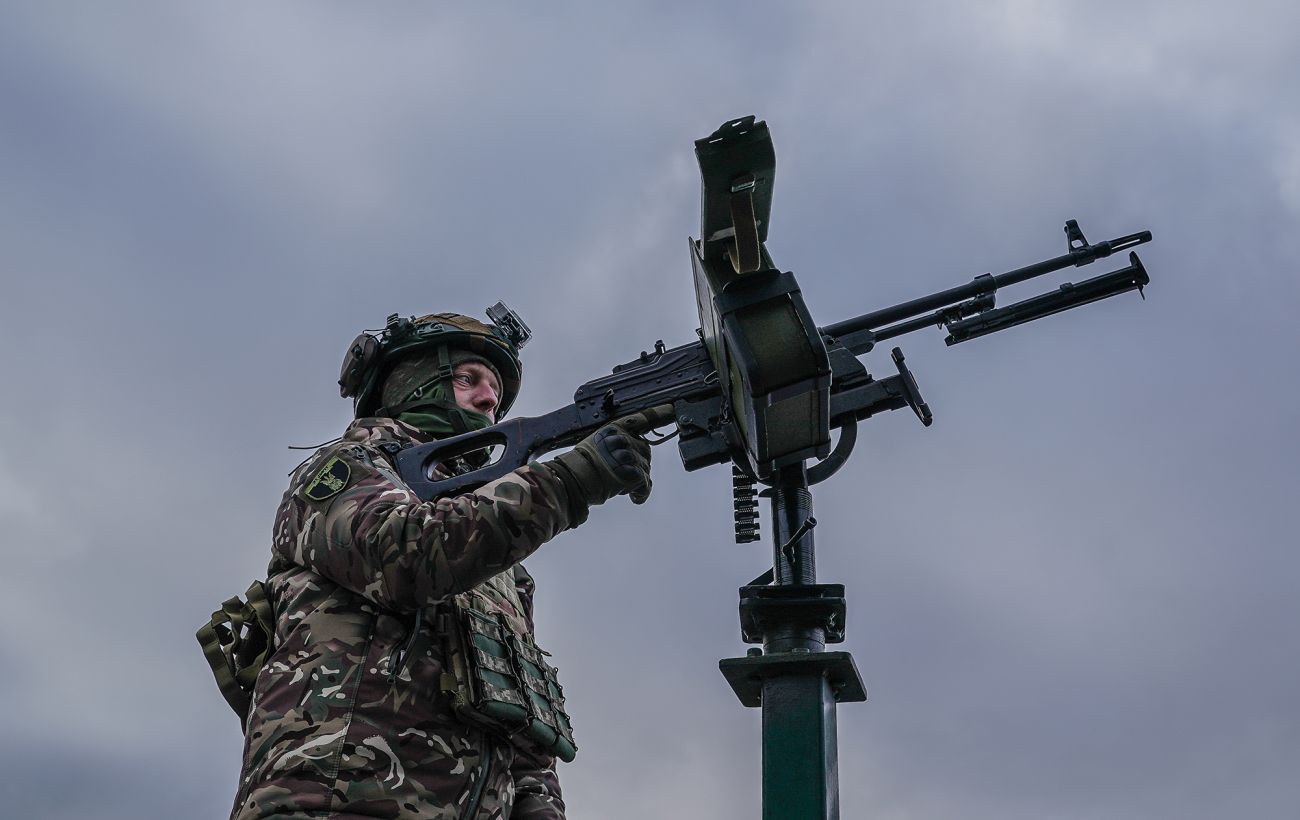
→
(395, 380, 493, 439)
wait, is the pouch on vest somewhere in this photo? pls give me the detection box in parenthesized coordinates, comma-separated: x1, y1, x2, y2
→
(440, 604, 578, 762)
(196, 580, 274, 728)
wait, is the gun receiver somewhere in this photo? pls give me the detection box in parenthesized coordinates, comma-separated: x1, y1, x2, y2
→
(394, 341, 715, 500)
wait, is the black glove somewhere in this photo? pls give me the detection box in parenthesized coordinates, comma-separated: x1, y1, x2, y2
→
(546, 405, 674, 512)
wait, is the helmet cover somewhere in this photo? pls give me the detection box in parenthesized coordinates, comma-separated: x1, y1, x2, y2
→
(339, 308, 525, 420)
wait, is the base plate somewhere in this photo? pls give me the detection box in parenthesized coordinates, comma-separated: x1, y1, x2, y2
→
(720, 650, 867, 707)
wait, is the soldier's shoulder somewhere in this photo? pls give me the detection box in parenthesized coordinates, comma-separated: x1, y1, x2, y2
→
(287, 432, 353, 475)
(287, 418, 418, 492)
(295, 446, 363, 503)
(284, 434, 397, 507)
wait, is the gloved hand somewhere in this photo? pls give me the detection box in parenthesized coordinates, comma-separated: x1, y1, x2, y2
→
(546, 405, 674, 509)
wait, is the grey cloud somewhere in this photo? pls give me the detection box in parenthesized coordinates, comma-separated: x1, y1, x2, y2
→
(1, 2, 1296, 818)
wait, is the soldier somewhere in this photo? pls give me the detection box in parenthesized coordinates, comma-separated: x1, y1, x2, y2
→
(228, 310, 660, 819)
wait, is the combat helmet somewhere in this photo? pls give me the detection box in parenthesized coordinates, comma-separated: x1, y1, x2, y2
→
(339, 301, 531, 420)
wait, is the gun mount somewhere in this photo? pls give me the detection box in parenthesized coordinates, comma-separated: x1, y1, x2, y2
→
(394, 116, 1153, 820)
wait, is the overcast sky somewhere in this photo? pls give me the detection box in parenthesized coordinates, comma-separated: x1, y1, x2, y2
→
(1, 2, 1297, 818)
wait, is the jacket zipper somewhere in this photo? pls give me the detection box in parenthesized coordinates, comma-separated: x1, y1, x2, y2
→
(459, 735, 494, 820)
(386, 607, 425, 684)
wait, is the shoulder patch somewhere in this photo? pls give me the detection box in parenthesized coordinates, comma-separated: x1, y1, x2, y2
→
(303, 456, 351, 502)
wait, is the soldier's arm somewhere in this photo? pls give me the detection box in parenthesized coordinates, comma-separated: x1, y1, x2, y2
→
(274, 443, 585, 611)
(509, 749, 565, 820)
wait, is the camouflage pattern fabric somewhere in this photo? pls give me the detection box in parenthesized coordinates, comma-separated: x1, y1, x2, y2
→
(231, 417, 578, 819)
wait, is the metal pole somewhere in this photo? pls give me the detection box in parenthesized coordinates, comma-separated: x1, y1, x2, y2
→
(721, 468, 865, 820)
(761, 466, 838, 820)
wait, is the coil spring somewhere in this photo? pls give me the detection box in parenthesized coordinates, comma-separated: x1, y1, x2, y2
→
(732, 466, 760, 543)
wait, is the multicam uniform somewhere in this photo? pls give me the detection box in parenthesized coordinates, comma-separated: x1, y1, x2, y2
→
(231, 416, 580, 820)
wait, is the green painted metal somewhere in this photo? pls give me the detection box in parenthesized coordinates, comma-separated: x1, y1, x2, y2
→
(762, 674, 839, 820)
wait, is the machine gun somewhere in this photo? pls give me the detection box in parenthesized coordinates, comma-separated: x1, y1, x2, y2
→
(395, 116, 1152, 820)
(396, 117, 1148, 504)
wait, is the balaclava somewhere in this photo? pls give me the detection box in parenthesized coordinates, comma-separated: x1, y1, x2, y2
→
(381, 349, 503, 439)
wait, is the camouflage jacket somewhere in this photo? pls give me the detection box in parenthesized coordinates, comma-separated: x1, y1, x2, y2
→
(231, 417, 581, 820)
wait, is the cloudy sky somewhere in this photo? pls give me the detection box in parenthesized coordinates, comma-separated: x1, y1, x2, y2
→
(2, 2, 1297, 818)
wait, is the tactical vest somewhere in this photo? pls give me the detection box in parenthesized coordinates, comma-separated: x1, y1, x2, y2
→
(197, 569, 576, 761)
(439, 569, 578, 762)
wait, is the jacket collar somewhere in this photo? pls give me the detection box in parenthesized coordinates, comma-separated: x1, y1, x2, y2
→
(343, 416, 433, 447)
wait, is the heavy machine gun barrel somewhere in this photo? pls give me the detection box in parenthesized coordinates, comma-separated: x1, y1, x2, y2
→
(944, 251, 1148, 344)
(822, 224, 1152, 355)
